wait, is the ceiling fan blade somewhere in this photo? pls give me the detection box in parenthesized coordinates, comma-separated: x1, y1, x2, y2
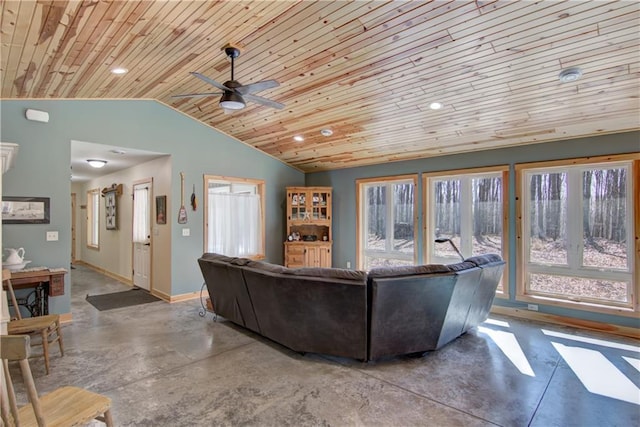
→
(171, 92, 223, 99)
(244, 93, 285, 109)
(190, 72, 230, 92)
(236, 79, 280, 95)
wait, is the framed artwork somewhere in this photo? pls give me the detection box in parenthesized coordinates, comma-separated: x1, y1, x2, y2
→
(105, 191, 117, 230)
(156, 195, 167, 224)
(1, 197, 50, 224)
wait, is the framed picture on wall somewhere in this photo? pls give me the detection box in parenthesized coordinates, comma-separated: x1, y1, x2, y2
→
(156, 195, 167, 224)
(1, 197, 50, 224)
(105, 191, 117, 230)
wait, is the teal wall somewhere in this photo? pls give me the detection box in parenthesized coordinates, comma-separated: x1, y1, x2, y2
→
(306, 132, 640, 329)
(1, 100, 304, 314)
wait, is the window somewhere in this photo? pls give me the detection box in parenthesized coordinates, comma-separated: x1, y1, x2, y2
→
(516, 154, 638, 314)
(204, 175, 265, 258)
(424, 166, 508, 294)
(87, 189, 100, 248)
(357, 175, 417, 269)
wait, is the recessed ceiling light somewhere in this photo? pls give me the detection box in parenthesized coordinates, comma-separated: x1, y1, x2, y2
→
(87, 159, 107, 168)
(320, 129, 333, 137)
(559, 67, 583, 83)
(110, 67, 128, 75)
(429, 102, 443, 110)
(293, 135, 304, 142)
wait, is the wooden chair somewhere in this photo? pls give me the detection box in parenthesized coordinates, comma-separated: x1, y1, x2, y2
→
(1, 335, 114, 426)
(2, 269, 64, 375)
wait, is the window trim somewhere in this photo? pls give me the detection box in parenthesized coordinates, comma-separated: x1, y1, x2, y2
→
(86, 188, 100, 249)
(423, 165, 509, 298)
(203, 174, 266, 260)
(515, 153, 639, 317)
(356, 174, 418, 270)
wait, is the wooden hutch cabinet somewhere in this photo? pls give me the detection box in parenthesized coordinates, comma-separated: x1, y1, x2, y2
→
(284, 186, 332, 268)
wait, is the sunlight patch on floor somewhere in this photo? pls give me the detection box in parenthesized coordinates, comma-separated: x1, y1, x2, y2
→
(622, 356, 640, 372)
(541, 329, 640, 352)
(478, 326, 535, 377)
(552, 343, 640, 405)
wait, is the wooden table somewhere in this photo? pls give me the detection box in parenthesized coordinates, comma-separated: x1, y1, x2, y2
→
(3, 268, 66, 317)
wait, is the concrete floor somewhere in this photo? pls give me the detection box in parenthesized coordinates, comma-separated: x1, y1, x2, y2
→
(8, 264, 640, 426)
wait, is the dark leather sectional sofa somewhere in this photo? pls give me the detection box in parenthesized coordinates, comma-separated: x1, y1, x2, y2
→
(198, 253, 505, 361)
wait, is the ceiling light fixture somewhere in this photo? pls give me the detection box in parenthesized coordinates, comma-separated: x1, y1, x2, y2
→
(320, 129, 333, 137)
(110, 67, 128, 75)
(429, 102, 443, 110)
(559, 67, 583, 83)
(87, 159, 107, 168)
(293, 135, 304, 142)
(219, 91, 246, 110)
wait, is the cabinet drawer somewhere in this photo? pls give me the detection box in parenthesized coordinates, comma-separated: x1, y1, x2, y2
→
(287, 254, 305, 264)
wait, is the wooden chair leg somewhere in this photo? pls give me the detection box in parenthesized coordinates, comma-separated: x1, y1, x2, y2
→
(55, 319, 65, 356)
(41, 329, 50, 375)
(2, 359, 20, 425)
(104, 408, 115, 426)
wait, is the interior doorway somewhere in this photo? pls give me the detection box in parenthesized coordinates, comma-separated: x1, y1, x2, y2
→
(132, 179, 152, 290)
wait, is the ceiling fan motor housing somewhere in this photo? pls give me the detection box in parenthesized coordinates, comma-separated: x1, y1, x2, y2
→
(224, 46, 241, 59)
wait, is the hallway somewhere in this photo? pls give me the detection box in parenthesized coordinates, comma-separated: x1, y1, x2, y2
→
(9, 264, 639, 426)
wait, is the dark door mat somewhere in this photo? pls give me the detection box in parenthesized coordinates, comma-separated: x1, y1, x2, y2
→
(86, 288, 161, 311)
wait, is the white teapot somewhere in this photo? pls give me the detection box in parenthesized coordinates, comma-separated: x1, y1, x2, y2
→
(4, 247, 25, 265)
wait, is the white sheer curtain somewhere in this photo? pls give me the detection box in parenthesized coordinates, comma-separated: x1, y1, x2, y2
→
(133, 186, 149, 243)
(207, 191, 261, 257)
(87, 190, 100, 246)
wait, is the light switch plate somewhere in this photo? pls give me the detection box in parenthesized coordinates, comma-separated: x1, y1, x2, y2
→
(182, 228, 190, 237)
(46, 231, 59, 241)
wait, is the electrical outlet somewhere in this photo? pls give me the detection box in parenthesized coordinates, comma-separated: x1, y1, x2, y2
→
(346, 261, 351, 269)
(527, 304, 538, 311)
(182, 228, 190, 237)
(46, 231, 59, 241)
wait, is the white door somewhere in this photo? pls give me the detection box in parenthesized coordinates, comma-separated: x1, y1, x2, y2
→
(133, 181, 152, 290)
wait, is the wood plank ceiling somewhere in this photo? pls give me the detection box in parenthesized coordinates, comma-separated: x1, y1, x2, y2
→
(2, 1, 639, 172)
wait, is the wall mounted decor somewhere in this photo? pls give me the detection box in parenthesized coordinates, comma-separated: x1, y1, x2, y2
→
(1, 197, 50, 224)
(101, 183, 123, 230)
(156, 195, 167, 224)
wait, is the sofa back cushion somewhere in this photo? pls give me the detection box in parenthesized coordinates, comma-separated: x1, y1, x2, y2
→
(465, 253, 504, 266)
(283, 267, 367, 282)
(241, 265, 368, 360)
(446, 261, 479, 272)
(198, 253, 260, 333)
(368, 263, 449, 278)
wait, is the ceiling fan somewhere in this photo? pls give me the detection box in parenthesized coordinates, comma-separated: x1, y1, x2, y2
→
(172, 45, 284, 110)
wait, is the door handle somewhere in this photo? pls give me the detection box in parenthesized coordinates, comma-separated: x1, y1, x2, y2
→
(144, 243, 151, 246)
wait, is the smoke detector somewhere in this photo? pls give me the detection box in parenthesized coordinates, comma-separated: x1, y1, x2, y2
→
(559, 67, 583, 83)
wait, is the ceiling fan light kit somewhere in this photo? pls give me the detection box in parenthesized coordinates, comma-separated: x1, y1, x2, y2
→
(173, 45, 284, 111)
(220, 91, 245, 110)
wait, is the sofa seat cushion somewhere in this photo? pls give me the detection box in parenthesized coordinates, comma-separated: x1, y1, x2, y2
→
(368, 264, 449, 278)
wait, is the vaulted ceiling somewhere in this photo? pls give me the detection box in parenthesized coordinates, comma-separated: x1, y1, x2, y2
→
(2, 1, 639, 172)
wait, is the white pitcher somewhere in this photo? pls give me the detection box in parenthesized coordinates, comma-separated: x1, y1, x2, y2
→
(4, 247, 25, 265)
